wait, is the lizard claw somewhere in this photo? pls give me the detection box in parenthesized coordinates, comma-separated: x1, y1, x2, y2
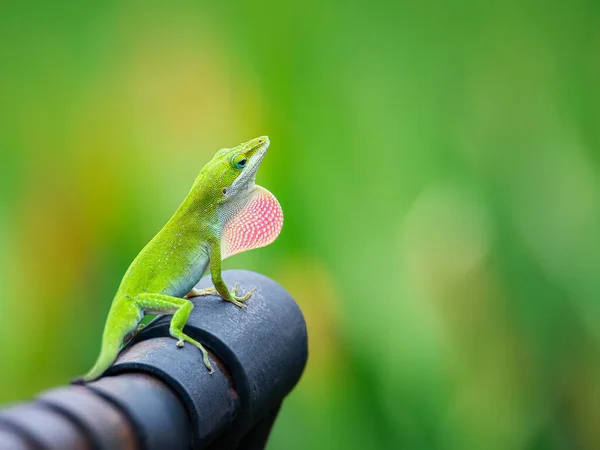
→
(230, 283, 255, 304)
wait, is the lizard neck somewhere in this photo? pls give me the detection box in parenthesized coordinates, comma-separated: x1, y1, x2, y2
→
(172, 181, 255, 236)
(170, 185, 223, 232)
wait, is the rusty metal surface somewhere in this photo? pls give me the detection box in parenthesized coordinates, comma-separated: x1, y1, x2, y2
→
(0, 426, 34, 450)
(133, 270, 308, 446)
(0, 403, 91, 450)
(108, 338, 237, 447)
(38, 385, 137, 450)
(0, 270, 308, 450)
(87, 373, 191, 450)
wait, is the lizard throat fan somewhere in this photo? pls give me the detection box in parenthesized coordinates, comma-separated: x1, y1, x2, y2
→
(221, 136, 283, 259)
(221, 185, 283, 260)
(216, 136, 283, 260)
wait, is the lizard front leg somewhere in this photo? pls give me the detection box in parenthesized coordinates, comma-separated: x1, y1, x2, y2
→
(135, 293, 214, 373)
(208, 242, 255, 308)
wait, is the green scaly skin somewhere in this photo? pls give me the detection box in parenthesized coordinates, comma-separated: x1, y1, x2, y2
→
(79, 136, 273, 381)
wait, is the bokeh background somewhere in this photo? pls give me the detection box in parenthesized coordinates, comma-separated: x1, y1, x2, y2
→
(1, 2, 600, 449)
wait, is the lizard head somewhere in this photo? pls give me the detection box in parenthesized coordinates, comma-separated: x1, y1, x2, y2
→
(195, 136, 283, 257)
(197, 136, 270, 203)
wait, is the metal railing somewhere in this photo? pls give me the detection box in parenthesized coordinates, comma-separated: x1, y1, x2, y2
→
(0, 270, 308, 450)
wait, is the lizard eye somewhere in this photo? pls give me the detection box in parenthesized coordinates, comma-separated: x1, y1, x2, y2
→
(231, 153, 248, 170)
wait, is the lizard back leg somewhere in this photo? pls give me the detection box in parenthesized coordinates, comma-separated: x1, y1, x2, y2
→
(135, 293, 214, 374)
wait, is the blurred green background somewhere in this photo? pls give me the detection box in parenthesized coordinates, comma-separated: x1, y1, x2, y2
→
(1, 1, 600, 449)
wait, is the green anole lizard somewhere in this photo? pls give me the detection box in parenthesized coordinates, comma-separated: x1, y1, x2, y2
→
(79, 136, 283, 381)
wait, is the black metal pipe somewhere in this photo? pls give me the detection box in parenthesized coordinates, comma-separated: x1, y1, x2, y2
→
(0, 270, 308, 450)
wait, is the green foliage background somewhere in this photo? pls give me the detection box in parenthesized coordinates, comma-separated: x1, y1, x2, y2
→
(1, 2, 600, 449)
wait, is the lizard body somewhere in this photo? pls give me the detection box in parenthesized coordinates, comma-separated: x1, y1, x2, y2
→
(80, 136, 283, 381)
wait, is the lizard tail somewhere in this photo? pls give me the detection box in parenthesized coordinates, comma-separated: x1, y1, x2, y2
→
(76, 300, 141, 383)
(77, 329, 124, 382)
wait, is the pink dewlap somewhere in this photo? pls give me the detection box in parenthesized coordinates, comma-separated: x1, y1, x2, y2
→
(221, 186, 283, 260)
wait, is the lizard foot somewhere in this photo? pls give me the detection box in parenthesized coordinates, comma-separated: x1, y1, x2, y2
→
(172, 335, 214, 374)
(185, 287, 218, 298)
(226, 283, 256, 308)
